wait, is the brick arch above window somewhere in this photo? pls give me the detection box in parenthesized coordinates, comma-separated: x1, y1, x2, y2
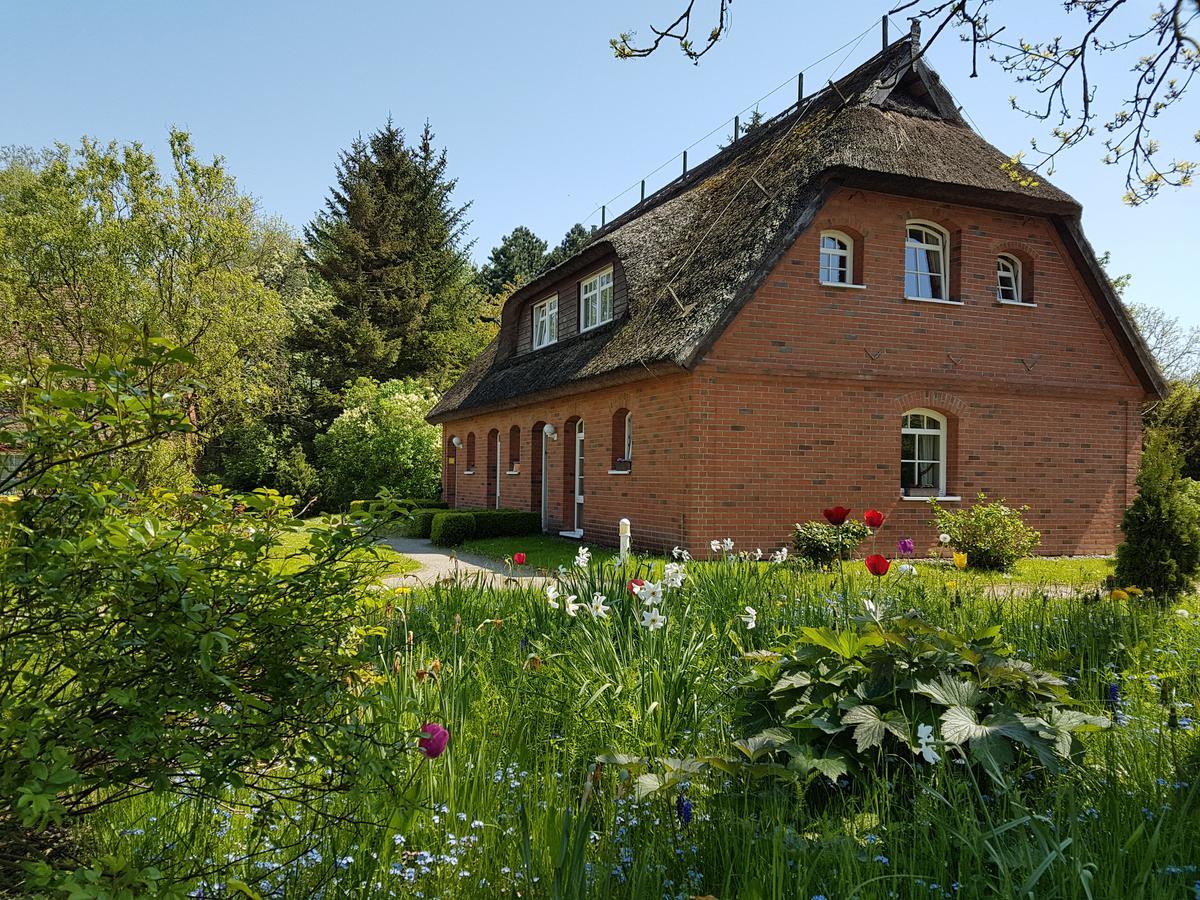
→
(890, 389, 969, 420)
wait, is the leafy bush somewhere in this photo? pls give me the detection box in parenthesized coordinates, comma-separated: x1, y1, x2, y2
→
(0, 349, 407, 889)
(471, 508, 541, 539)
(930, 494, 1040, 571)
(314, 377, 441, 510)
(406, 507, 445, 538)
(737, 612, 1108, 784)
(203, 420, 280, 490)
(792, 520, 870, 567)
(274, 443, 321, 504)
(431, 511, 477, 547)
(1116, 433, 1200, 599)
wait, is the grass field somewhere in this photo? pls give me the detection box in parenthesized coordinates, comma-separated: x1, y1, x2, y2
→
(269, 516, 420, 577)
(86, 543, 1199, 899)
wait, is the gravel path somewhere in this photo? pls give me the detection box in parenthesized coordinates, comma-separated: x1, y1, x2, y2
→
(378, 535, 551, 588)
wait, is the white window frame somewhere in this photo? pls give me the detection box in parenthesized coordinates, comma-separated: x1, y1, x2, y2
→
(904, 220, 954, 303)
(532, 294, 558, 349)
(996, 254, 1028, 305)
(901, 408, 947, 499)
(819, 230, 853, 285)
(623, 411, 633, 461)
(580, 267, 614, 332)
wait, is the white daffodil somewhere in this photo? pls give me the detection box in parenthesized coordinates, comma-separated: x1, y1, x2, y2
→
(574, 546, 591, 568)
(897, 563, 916, 576)
(938, 533, 951, 545)
(557, 564, 568, 578)
(588, 593, 610, 619)
(710, 539, 722, 553)
(916, 723, 941, 763)
(672, 546, 692, 562)
(740, 606, 757, 630)
(663, 562, 686, 589)
(636, 580, 663, 606)
(564, 595, 580, 617)
(753, 548, 763, 561)
(641, 607, 666, 630)
(723, 537, 735, 552)
(771, 547, 789, 564)
(1176, 608, 1191, 618)
(546, 584, 561, 609)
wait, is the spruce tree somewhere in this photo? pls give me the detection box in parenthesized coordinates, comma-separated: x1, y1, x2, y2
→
(296, 121, 479, 389)
(544, 223, 595, 269)
(480, 226, 548, 295)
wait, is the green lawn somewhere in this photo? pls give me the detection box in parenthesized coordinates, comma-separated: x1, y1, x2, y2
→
(269, 516, 420, 577)
(461, 533, 1115, 586)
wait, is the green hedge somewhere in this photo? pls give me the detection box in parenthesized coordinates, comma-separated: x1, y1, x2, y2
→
(405, 508, 445, 538)
(430, 512, 477, 547)
(470, 509, 542, 539)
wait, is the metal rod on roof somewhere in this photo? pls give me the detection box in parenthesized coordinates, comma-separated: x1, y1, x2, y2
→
(640, 180, 645, 203)
(734, 115, 740, 142)
(601, 205, 606, 226)
(797, 72, 804, 107)
(882, 14, 888, 49)
(682, 150, 688, 175)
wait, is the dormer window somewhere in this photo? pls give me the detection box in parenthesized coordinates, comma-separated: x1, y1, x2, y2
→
(580, 267, 614, 332)
(996, 254, 1024, 304)
(819, 231, 853, 284)
(533, 294, 558, 349)
(905, 221, 949, 301)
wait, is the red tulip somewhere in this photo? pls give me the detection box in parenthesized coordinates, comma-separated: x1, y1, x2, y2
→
(418, 722, 450, 758)
(513, 552, 526, 566)
(628, 578, 646, 594)
(823, 506, 851, 526)
(865, 554, 891, 577)
(864, 509, 886, 529)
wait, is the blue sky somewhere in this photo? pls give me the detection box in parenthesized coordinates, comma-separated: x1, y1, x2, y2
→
(4, 0, 1196, 326)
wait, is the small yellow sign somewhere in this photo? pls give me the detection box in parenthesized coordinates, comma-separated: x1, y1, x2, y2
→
(448, 457, 456, 465)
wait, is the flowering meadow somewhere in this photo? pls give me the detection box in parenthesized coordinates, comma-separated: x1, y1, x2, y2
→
(82, 522, 1200, 900)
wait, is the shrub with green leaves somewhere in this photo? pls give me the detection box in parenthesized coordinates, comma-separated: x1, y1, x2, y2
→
(736, 611, 1108, 784)
(930, 493, 1040, 570)
(470, 508, 541, 539)
(406, 507, 445, 538)
(1116, 433, 1200, 599)
(0, 348, 409, 889)
(273, 442, 321, 504)
(792, 519, 870, 568)
(314, 377, 441, 510)
(430, 511, 477, 547)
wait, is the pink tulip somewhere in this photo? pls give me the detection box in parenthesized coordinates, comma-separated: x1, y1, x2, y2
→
(418, 722, 450, 758)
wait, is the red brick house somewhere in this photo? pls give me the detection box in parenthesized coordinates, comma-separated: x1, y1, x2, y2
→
(428, 31, 1163, 557)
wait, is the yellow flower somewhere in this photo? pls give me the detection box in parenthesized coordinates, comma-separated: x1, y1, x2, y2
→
(1125, 586, 1144, 597)
(1108, 589, 1130, 602)
(953, 552, 968, 570)
(0, 494, 19, 504)
(945, 580, 957, 591)
(393, 586, 412, 595)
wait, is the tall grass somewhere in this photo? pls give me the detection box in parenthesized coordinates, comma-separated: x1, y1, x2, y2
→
(90, 556, 1199, 899)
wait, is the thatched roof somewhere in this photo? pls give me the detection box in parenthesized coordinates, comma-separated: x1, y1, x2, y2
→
(430, 30, 1162, 422)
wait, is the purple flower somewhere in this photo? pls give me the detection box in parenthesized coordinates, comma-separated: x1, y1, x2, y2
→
(898, 538, 915, 557)
(675, 794, 692, 826)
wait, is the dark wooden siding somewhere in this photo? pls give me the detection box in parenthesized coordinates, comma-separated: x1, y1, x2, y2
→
(512, 257, 629, 356)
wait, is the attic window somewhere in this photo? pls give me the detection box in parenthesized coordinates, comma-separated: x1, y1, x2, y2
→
(580, 267, 614, 332)
(996, 254, 1025, 304)
(905, 221, 949, 301)
(533, 294, 558, 349)
(819, 231, 853, 285)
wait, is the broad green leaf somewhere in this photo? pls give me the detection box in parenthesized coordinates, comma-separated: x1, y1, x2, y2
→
(842, 705, 886, 752)
(917, 676, 985, 709)
(733, 728, 792, 762)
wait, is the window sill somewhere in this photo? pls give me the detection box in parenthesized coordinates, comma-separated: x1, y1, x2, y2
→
(607, 469, 631, 475)
(904, 296, 963, 306)
(820, 281, 867, 290)
(533, 341, 558, 351)
(505, 469, 520, 476)
(900, 495, 962, 502)
(463, 469, 475, 476)
(558, 529, 584, 539)
(996, 299, 1037, 308)
(579, 320, 613, 335)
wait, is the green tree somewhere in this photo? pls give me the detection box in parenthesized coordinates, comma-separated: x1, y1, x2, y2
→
(544, 222, 595, 269)
(0, 133, 289, 485)
(1115, 431, 1200, 599)
(296, 121, 485, 391)
(1147, 380, 1200, 481)
(480, 225, 548, 295)
(313, 377, 442, 509)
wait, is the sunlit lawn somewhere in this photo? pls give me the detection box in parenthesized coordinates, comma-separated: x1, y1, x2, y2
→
(270, 516, 420, 577)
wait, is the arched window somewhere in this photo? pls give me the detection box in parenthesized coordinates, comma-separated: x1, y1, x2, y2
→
(819, 230, 853, 285)
(905, 221, 949, 301)
(611, 408, 632, 471)
(465, 432, 476, 472)
(996, 254, 1023, 303)
(901, 409, 947, 498)
(508, 425, 521, 471)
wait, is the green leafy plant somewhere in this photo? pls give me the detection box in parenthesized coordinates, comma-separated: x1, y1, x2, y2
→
(273, 442, 321, 504)
(792, 520, 870, 568)
(431, 511, 477, 547)
(406, 507, 446, 538)
(930, 494, 1041, 571)
(736, 611, 1107, 784)
(469, 508, 541, 539)
(1116, 432, 1200, 599)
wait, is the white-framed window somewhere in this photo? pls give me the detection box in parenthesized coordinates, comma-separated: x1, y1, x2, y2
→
(996, 254, 1023, 303)
(623, 411, 633, 460)
(819, 230, 853, 284)
(532, 294, 558, 349)
(580, 267, 614, 332)
(905, 221, 950, 301)
(901, 409, 947, 498)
